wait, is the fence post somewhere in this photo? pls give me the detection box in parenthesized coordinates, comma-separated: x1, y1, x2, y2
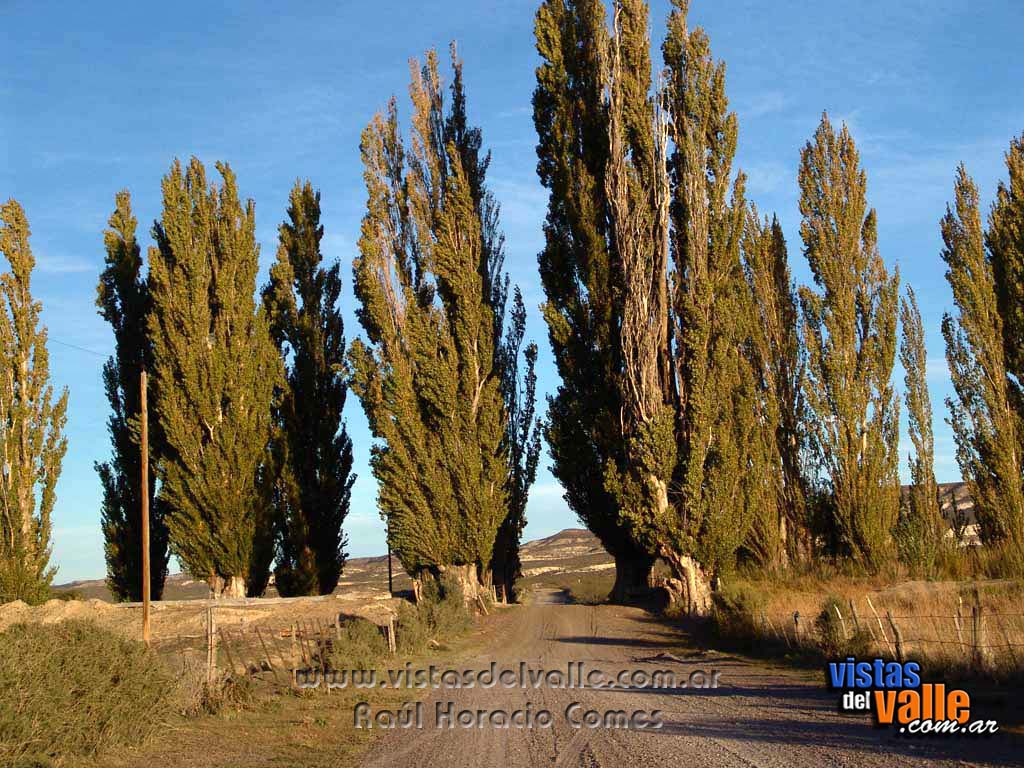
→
(793, 611, 801, 644)
(255, 626, 282, 683)
(833, 604, 848, 640)
(886, 610, 904, 661)
(954, 595, 966, 650)
(866, 597, 894, 657)
(291, 622, 298, 684)
(848, 600, 861, 633)
(971, 591, 987, 670)
(206, 606, 217, 683)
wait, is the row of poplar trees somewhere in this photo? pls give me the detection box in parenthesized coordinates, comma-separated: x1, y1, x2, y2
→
(95, 165, 356, 600)
(95, 48, 542, 602)
(532, 0, 1024, 609)
(4, 0, 1022, 607)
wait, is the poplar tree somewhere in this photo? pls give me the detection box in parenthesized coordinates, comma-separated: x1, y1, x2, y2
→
(533, 0, 658, 600)
(989, 136, 1024, 406)
(798, 115, 900, 569)
(661, 0, 762, 595)
(0, 200, 69, 604)
(444, 60, 542, 600)
(743, 211, 811, 566)
(897, 285, 944, 574)
(941, 162, 1024, 545)
(95, 191, 169, 601)
(147, 159, 281, 598)
(262, 181, 355, 596)
(350, 49, 527, 599)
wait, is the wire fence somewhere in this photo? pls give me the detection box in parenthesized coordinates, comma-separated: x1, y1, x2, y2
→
(762, 591, 1024, 668)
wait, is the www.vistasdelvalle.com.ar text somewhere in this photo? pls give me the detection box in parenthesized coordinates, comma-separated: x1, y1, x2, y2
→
(295, 661, 722, 692)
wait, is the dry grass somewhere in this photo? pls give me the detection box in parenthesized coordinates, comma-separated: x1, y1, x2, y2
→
(713, 572, 1024, 683)
(0, 620, 175, 767)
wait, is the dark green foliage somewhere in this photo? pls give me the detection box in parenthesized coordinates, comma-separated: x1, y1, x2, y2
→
(941, 162, 1024, 545)
(491, 289, 542, 601)
(147, 159, 282, 597)
(0, 200, 68, 605)
(350, 48, 534, 590)
(743, 213, 811, 567)
(263, 182, 355, 596)
(443, 56, 541, 601)
(798, 115, 900, 569)
(0, 620, 173, 764)
(710, 586, 768, 650)
(661, 0, 764, 578)
(814, 596, 872, 658)
(95, 191, 169, 602)
(533, 0, 658, 598)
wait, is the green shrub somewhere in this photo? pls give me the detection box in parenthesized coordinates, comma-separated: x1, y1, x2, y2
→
(325, 618, 388, 671)
(814, 596, 872, 658)
(710, 586, 768, 650)
(0, 619, 174, 765)
(394, 601, 430, 655)
(391, 573, 473, 656)
(422, 575, 473, 638)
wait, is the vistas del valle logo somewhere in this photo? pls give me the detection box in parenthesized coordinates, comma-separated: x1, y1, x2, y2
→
(828, 658, 999, 736)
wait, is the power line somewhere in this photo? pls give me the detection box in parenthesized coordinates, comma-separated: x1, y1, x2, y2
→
(48, 337, 109, 358)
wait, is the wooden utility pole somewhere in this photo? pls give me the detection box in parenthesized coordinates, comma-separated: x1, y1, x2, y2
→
(386, 523, 394, 597)
(141, 368, 151, 647)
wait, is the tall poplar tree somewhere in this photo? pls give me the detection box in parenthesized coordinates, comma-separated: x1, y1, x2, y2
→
(798, 115, 900, 569)
(662, 0, 762, 585)
(0, 200, 69, 604)
(95, 191, 169, 601)
(941, 162, 1024, 545)
(147, 159, 281, 598)
(350, 49, 530, 599)
(533, 0, 658, 600)
(897, 285, 944, 573)
(743, 211, 811, 566)
(262, 181, 355, 596)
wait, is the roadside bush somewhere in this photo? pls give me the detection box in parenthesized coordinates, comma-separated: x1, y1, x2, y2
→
(0, 619, 173, 765)
(814, 596, 872, 658)
(394, 601, 430, 655)
(391, 574, 474, 656)
(420, 574, 473, 638)
(325, 617, 388, 671)
(710, 586, 768, 650)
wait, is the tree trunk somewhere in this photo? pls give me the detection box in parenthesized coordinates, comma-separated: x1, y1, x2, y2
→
(658, 546, 712, 616)
(222, 575, 246, 599)
(439, 563, 483, 603)
(208, 574, 246, 599)
(608, 552, 655, 604)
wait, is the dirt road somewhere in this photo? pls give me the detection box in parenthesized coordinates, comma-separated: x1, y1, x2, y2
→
(360, 589, 1020, 768)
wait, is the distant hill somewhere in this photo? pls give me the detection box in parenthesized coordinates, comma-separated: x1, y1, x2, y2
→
(54, 484, 982, 602)
(53, 527, 614, 602)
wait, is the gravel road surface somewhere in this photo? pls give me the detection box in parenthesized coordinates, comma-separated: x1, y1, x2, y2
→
(360, 589, 1021, 767)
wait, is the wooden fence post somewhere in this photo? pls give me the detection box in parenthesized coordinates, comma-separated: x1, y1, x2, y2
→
(954, 596, 966, 651)
(886, 610, 904, 661)
(255, 626, 281, 683)
(833, 604, 848, 640)
(866, 597, 894, 657)
(971, 590, 987, 669)
(848, 600, 861, 633)
(206, 606, 217, 683)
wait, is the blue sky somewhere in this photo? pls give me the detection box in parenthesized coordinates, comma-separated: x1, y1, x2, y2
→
(2, 1, 1022, 583)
